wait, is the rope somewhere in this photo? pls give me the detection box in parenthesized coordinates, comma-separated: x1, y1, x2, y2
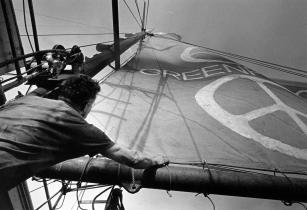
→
(169, 161, 307, 177)
(68, 184, 108, 192)
(165, 165, 172, 197)
(35, 189, 62, 210)
(202, 160, 213, 176)
(145, 0, 150, 28)
(131, 168, 136, 190)
(202, 160, 214, 191)
(274, 168, 299, 206)
(91, 186, 113, 210)
(122, 0, 142, 28)
(53, 181, 69, 210)
(15, 8, 110, 30)
(26, 85, 33, 94)
(69, 41, 113, 50)
(155, 35, 307, 79)
(76, 32, 142, 51)
(75, 157, 94, 210)
(203, 193, 216, 210)
(134, 0, 143, 25)
(104, 187, 125, 210)
(54, 194, 66, 210)
(169, 161, 307, 205)
(76, 184, 87, 210)
(148, 41, 206, 166)
(199, 160, 214, 200)
(77, 157, 94, 184)
(296, 202, 307, 210)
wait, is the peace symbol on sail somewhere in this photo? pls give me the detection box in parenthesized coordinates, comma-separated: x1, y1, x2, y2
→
(195, 75, 307, 160)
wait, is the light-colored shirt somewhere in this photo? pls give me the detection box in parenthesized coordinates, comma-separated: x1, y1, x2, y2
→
(0, 95, 114, 191)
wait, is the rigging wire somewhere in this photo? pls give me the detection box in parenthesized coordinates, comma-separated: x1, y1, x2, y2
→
(68, 184, 109, 192)
(0, 63, 42, 84)
(54, 194, 66, 210)
(66, 32, 142, 50)
(165, 35, 307, 75)
(213, 163, 307, 176)
(30, 180, 58, 193)
(80, 34, 142, 67)
(13, 1, 307, 205)
(77, 41, 113, 49)
(25, 85, 33, 94)
(67, 33, 141, 51)
(20, 33, 129, 37)
(156, 35, 307, 79)
(134, 0, 143, 25)
(15, 8, 111, 30)
(53, 181, 70, 210)
(22, 0, 34, 52)
(169, 161, 307, 177)
(76, 185, 87, 210)
(91, 186, 113, 210)
(145, 0, 150, 28)
(35, 188, 62, 210)
(122, 0, 142, 28)
(75, 157, 94, 210)
(202, 45, 306, 78)
(70, 197, 79, 210)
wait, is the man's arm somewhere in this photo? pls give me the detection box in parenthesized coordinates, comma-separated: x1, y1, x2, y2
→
(102, 143, 169, 169)
(28, 87, 48, 97)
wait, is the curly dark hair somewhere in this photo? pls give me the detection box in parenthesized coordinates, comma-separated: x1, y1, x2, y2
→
(58, 74, 100, 108)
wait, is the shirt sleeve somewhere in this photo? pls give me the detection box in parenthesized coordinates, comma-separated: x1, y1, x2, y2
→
(28, 88, 48, 97)
(72, 123, 115, 156)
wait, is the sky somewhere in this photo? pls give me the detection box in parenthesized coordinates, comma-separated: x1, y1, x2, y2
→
(15, 0, 307, 81)
(9, 0, 307, 209)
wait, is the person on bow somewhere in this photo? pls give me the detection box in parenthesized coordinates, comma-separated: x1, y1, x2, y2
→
(0, 74, 169, 191)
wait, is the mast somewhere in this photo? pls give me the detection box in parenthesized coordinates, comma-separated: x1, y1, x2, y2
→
(83, 31, 146, 77)
(112, 0, 120, 70)
(0, 0, 22, 78)
(27, 0, 39, 52)
(0, 2, 33, 208)
(38, 157, 307, 203)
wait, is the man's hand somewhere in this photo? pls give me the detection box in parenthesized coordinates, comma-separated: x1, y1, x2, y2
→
(152, 155, 169, 167)
(103, 143, 169, 169)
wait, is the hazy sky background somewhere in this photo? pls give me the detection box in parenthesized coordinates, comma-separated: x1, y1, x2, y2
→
(11, 0, 307, 209)
(16, 0, 307, 81)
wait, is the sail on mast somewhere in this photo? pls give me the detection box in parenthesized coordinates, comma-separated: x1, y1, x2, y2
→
(1, 0, 307, 209)
(38, 33, 307, 203)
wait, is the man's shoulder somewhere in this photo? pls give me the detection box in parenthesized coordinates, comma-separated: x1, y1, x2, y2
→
(19, 95, 62, 106)
(15, 95, 79, 115)
(27, 87, 49, 97)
